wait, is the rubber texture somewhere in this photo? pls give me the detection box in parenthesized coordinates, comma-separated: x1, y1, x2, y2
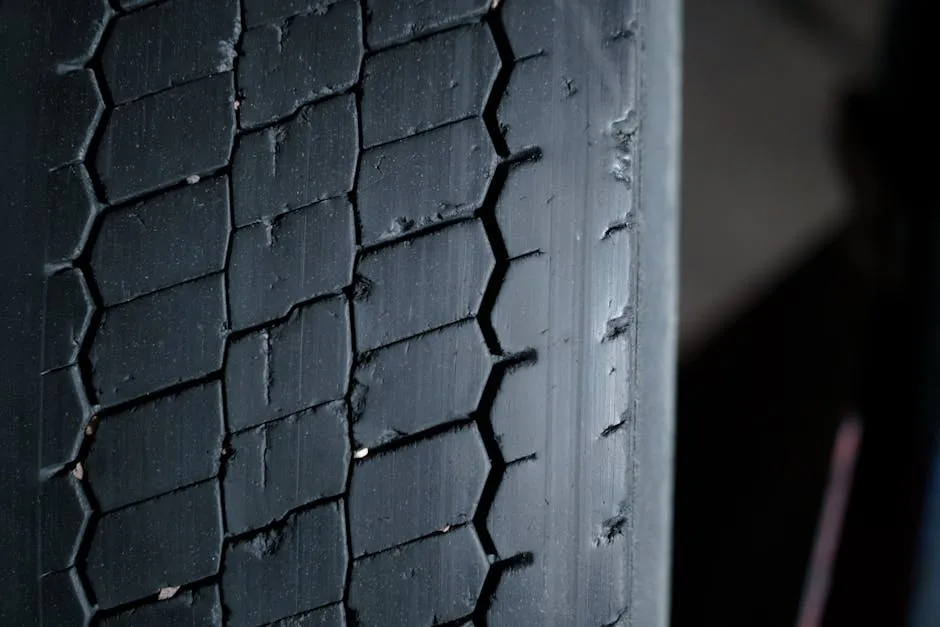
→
(2, 0, 679, 625)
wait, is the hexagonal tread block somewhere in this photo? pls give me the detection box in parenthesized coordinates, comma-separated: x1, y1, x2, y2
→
(357, 119, 497, 244)
(100, 585, 221, 627)
(354, 220, 494, 351)
(90, 177, 231, 306)
(222, 503, 347, 627)
(40, 366, 90, 471)
(224, 402, 350, 534)
(349, 424, 489, 556)
(348, 525, 488, 626)
(225, 297, 350, 431)
(364, 0, 490, 49)
(228, 197, 354, 331)
(232, 94, 357, 227)
(40, 474, 91, 574)
(89, 274, 227, 406)
(492, 360, 548, 462)
(353, 320, 490, 448)
(501, 0, 556, 60)
(86, 382, 225, 511)
(39, 69, 104, 170)
(497, 55, 553, 154)
(48, 0, 112, 68)
(43, 164, 99, 266)
(96, 73, 235, 204)
(86, 481, 223, 609)
(102, 0, 240, 104)
(238, 0, 363, 128)
(43, 268, 94, 372)
(40, 569, 93, 627)
(495, 158, 553, 258)
(487, 458, 544, 559)
(491, 252, 550, 353)
(361, 23, 499, 147)
(486, 557, 547, 627)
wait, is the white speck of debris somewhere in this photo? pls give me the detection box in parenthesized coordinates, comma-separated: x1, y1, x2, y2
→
(353, 448, 369, 459)
(490, 0, 501, 8)
(71, 463, 84, 480)
(157, 586, 181, 601)
(185, 174, 201, 184)
(234, 100, 241, 110)
(439, 525, 451, 533)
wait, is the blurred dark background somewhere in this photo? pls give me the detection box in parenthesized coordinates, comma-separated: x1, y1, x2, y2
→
(672, 0, 936, 625)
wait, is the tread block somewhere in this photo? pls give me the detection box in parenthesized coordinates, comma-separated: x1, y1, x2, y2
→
(348, 526, 488, 625)
(238, 0, 363, 128)
(86, 481, 223, 609)
(44, 165, 98, 265)
(349, 425, 489, 556)
(89, 274, 227, 406)
(491, 253, 549, 353)
(101, 586, 221, 627)
(225, 297, 350, 431)
(486, 458, 545, 559)
(39, 70, 104, 170)
(243, 0, 339, 27)
(222, 503, 347, 627)
(497, 55, 553, 154)
(40, 475, 91, 574)
(492, 361, 547, 462)
(40, 366, 90, 470)
(48, 0, 111, 68)
(486, 559, 547, 627)
(355, 220, 493, 350)
(102, 0, 241, 104)
(269, 604, 345, 627)
(232, 94, 357, 227)
(96, 73, 235, 204)
(357, 119, 496, 244)
(86, 382, 225, 511)
(363, 0, 489, 49)
(495, 159, 552, 258)
(224, 402, 350, 534)
(40, 569, 92, 627)
(43, 268, 94, 372)
(91, 177, 231, 305)
(353, 321, 490, 448)
(228, 197, 354, 331)
(501, 0, 555, 60)
(361, 24, 499, 147)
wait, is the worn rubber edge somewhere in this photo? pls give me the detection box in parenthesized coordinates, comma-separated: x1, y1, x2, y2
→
(631, 0, 680, 625)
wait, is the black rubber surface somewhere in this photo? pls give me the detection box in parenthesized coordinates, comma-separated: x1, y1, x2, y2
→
(1, 0, 679, 625)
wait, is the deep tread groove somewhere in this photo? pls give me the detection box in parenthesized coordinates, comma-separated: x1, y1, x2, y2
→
(216, 0, 248, 619)
(351, 522, 474, 562)
(89, 572, 221, 622)
(340, 0, 367, 615)
(352, 416, 478, 460)
(482, 8, 514, 159)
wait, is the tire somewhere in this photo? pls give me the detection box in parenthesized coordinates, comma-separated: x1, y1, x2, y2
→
(0, 0, 679, 625)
